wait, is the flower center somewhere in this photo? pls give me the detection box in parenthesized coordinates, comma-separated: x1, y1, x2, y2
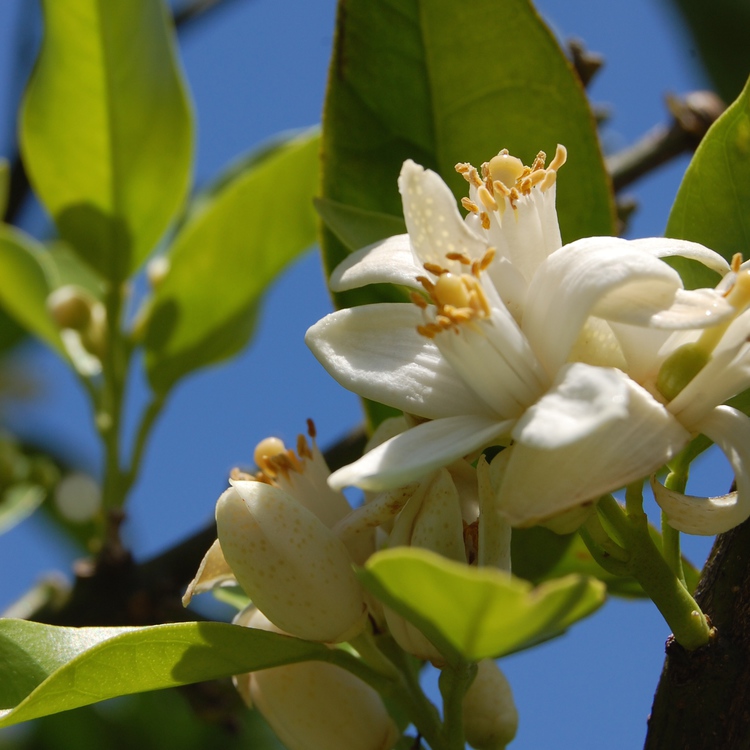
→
(656, 257, 750, 401)
(252, 419, 317, 481)
(455, 144, 567, 228)
(412, 250, 495, 338)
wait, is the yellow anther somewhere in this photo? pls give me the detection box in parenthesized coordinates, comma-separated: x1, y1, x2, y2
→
(530, 151, 547, 172)
(548, 144, 568, 172)
(423, 262, 448, 276)
(461, 197, 479, 213)
(493, 180, 511, 198)
(417, 275, 436, 293)
(528, 169, 546, 187)
(410, 291, 428, 309)
(726, 268, 750, 311)
(479, 248, 495, 271)
(445, 252, 472, 265)
(480, 212, 491, 229)
(254, 437, 286, 469)
(477, 185, 498, 212)
(731, 253, 742, 273)
(488, 152, 525, 188)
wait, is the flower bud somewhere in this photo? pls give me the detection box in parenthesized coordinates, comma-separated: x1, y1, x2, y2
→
(384, 468, 466, 663)
(462, 659, 518, 750)
(236, 609, 399, 750)
(216, 480, 367, 643)
(47, 285, 93, 331)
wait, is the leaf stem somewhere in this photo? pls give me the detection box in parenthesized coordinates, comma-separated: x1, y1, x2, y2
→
(438, 661, 475, 750)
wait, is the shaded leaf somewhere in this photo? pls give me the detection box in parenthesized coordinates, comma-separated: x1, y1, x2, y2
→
(20, 0, 192, 281)
(663, 0, 750, 103)
(314, 198, 406, 252)
(0, 619, 329, 728)
(144, 130, 320, 394)
(0, 157, 8, 219)
(666, 77, 750, 289)
(0, 225, 64, 355)
(361, 547, 605, 664)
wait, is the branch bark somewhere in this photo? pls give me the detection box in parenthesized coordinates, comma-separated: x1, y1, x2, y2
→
(644, 516, 750, 748)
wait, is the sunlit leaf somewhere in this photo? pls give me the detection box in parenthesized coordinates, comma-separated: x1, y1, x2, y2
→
(0, 484, 46, 536)
(666, 77, 750, 289)
(361, 548, 606, 664)
(20, 0, 193, 281)
(0, 619, 329, 728)
(0, 225, 64, 355)
(321, 0, 614, 311)
(144, 130, 319, 394)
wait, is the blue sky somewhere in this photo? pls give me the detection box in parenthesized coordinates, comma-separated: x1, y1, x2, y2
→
(0, 1, 731, 747)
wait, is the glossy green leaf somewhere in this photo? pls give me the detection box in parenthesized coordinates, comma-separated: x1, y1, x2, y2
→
(314, 198, 406, 252)
(321, 0, 614, 310)
(0, 484, 46, 536)
(361, 548, 606, 664)
(20, 0, 192, 281)
(144, 130, 320, 394)
(666, 77, 750, 289)
(0, 619, 329, 728)
(0, 225, 64, 355)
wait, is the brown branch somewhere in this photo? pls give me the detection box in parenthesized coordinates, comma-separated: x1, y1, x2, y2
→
(644, 516, 750, 748)
(607, 91, 725, 193)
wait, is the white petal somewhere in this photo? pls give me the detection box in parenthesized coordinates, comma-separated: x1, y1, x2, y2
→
(328, 415, 513, 491)
(329, 234, 423, 292)
(646, 288, 733, 328)
(181, 538, 235, 606)
(629, 237, 731, 276)
(511, 363, 629, 449)
(653, 405, 750, 535)
(306, 304, 490, 419)
(525, 237, 692, 374)
(498, 373, 690, 526)
(398, 160, 487, 266)
(669, 310, 750, 428)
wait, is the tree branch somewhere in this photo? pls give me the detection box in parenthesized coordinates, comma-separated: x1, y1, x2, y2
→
(644, 515, 750, 748)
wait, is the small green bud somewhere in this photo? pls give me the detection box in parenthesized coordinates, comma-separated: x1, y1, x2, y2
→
(463, 659, 518, 750)
(656, 343, 711, 401)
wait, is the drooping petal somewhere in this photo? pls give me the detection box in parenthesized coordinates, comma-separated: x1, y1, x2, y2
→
(306, 304, 490, 419)
(398, 160, 487, 267)
(653, 405, 750, 535)
(328, 415, 513, 491)
(182, 538, 235, 606)
(524, 237, 726, 375)
(628, 237, 731, 276)
(328, 234, 423, 292)
(498, 367, 690, 526)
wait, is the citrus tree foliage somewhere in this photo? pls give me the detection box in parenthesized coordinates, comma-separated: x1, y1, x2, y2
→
(0, 1, 749, 749)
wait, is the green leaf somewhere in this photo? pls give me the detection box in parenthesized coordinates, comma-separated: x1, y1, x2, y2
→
(666, 77, 750, 289)
(361, 547, 606, 663)
(0, 483, 46, 536)
(314, 198, 406, 252)
(144, 130, 320, 394)
(0, 225, 64, 355)
(0, 619, 330, 728)
(20, 0, 193, 281)
(0, 157, 8, 219)
(321, 0, 614, 309)
(664, 0, 750, 104)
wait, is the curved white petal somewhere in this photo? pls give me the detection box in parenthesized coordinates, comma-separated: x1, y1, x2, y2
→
(654, 405, 750, 535)
(498, 373, 690, 526)
(328, 415, 513, 491)
(306, 305, 490, 419)
(329, 234, 422, 292)
(525, 237, 704, 374)
(511, 363, 629, 449)
(669, 310, 750, 428)
(629, 237, 731, 276)
(647, 288, 733, 328)
(398, 160, 487, 266)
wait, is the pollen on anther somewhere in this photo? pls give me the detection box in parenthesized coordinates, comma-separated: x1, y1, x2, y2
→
(423, 262, 448, 276)
(446, 251, 472, 265)
(731, 253, 743, 273)
(410, 291, 428, 309)
(480, 212, 491, 230)
(461, 197, 479, 213)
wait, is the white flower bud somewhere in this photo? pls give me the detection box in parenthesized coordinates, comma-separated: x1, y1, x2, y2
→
(235, 608, 399, 750)
(384, 468, 466, 663)
(216, 481, 367, 643)
(463, 659, 518, 750)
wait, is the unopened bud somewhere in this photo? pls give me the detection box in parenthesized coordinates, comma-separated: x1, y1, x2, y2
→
(216, 481, 367, 643)
(463, 659, 518, 750)
(236, 608, 399, 750)
(146, 256, 170, 288)
(47, 286, 94, 331)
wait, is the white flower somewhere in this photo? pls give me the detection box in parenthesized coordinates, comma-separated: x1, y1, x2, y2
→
(307, 149, 750, 532)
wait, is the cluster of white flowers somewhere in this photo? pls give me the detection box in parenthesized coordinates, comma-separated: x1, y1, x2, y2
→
(307, 146, 750, 536)
(187, 145, 750, 750)
(185, 420, 517, 750)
